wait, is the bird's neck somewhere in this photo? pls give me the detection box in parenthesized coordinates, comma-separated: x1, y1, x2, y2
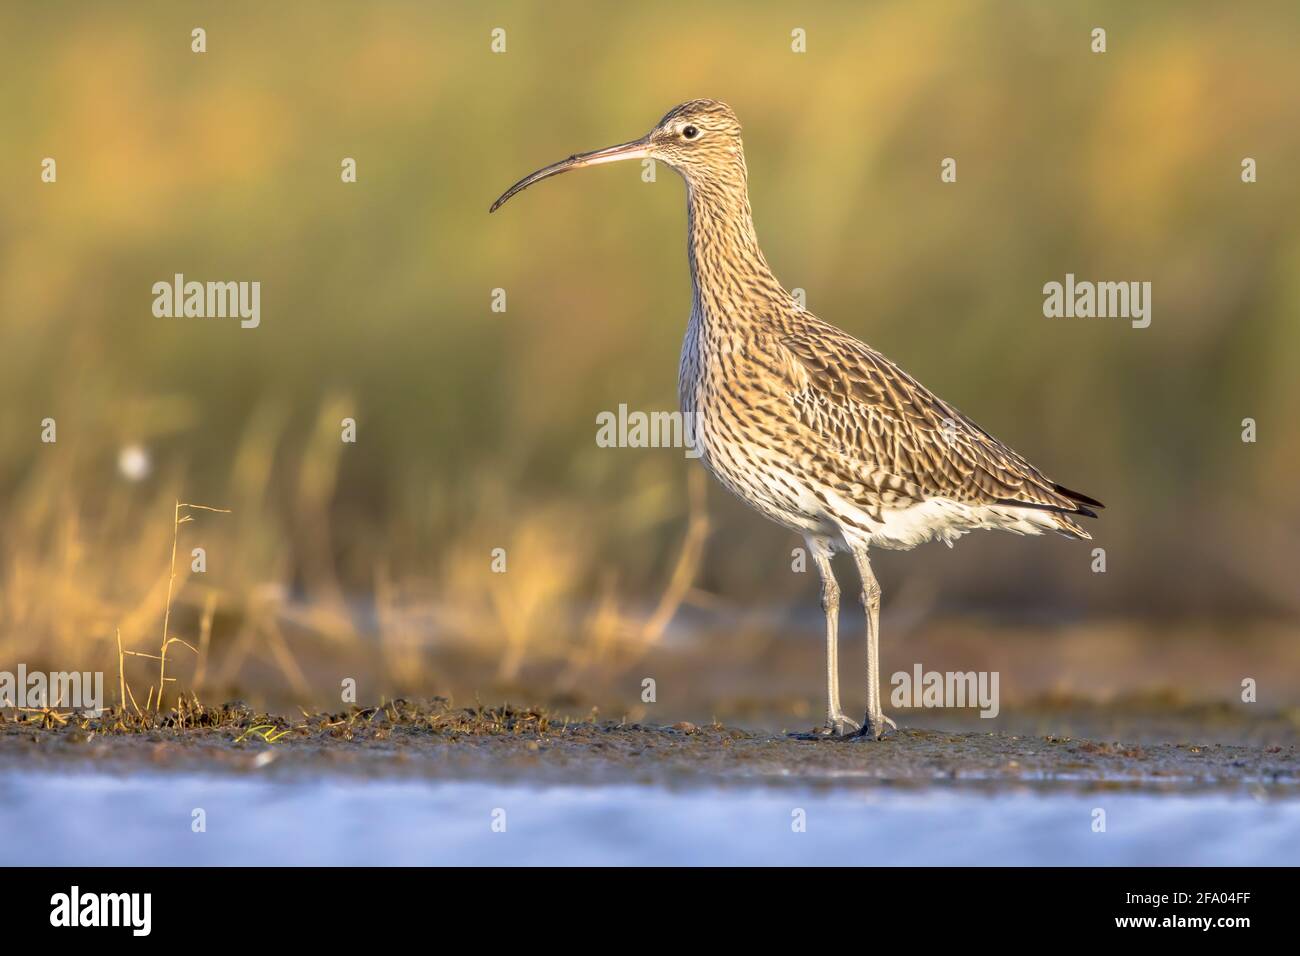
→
(684, 171, 786, 332)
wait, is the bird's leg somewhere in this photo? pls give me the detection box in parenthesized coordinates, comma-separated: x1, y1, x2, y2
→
(851, 548, 896, 740)
(789, 539, 859, 739)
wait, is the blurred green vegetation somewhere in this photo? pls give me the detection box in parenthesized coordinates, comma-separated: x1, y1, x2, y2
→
(1, 0, 1297, 650)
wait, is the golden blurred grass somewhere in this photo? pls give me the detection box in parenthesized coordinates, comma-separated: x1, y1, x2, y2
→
(0, 402, 709, 705)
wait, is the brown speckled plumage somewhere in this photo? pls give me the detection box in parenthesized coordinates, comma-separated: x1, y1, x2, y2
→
(492, 98, 1102, 738)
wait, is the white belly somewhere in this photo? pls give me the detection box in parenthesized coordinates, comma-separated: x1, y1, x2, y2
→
(847, 497, 1064, 551)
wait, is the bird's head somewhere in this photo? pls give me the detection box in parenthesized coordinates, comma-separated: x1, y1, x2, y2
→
(643, 99, 744, 174)
(490, 99, 744, 213)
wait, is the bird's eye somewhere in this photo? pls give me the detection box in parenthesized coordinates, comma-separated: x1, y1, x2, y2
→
(682, 125, 699, 140)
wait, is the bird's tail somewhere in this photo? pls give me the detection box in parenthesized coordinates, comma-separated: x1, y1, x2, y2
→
(1054, 483, 1105, 514)
(1047, 484, 1104, 540)
(994, 483, 1104, 540)
(1052, 512, 1093, 540)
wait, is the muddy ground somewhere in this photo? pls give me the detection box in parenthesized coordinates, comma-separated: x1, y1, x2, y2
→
(2, 698, 1295, 796)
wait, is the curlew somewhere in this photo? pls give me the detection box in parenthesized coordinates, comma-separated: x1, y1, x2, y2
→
(490, 100, 1103, 739)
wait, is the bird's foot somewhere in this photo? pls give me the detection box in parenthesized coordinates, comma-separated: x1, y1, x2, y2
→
(787, 712, 861, 740)
(849, 712, 897, 741)
(830, 712, 862, 736)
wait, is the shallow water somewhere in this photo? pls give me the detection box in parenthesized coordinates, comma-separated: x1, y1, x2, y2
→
(2, 770, 1297, 865)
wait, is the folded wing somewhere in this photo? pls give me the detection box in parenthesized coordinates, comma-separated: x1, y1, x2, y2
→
(771, 320, 1102, 534)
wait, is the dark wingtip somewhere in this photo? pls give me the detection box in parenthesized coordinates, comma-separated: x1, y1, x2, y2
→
(1053, 484, 1105, 510)
(995, 497, 1100, 520)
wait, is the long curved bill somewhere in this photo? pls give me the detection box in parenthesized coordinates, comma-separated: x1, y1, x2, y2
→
(489, 137, 650, 212)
